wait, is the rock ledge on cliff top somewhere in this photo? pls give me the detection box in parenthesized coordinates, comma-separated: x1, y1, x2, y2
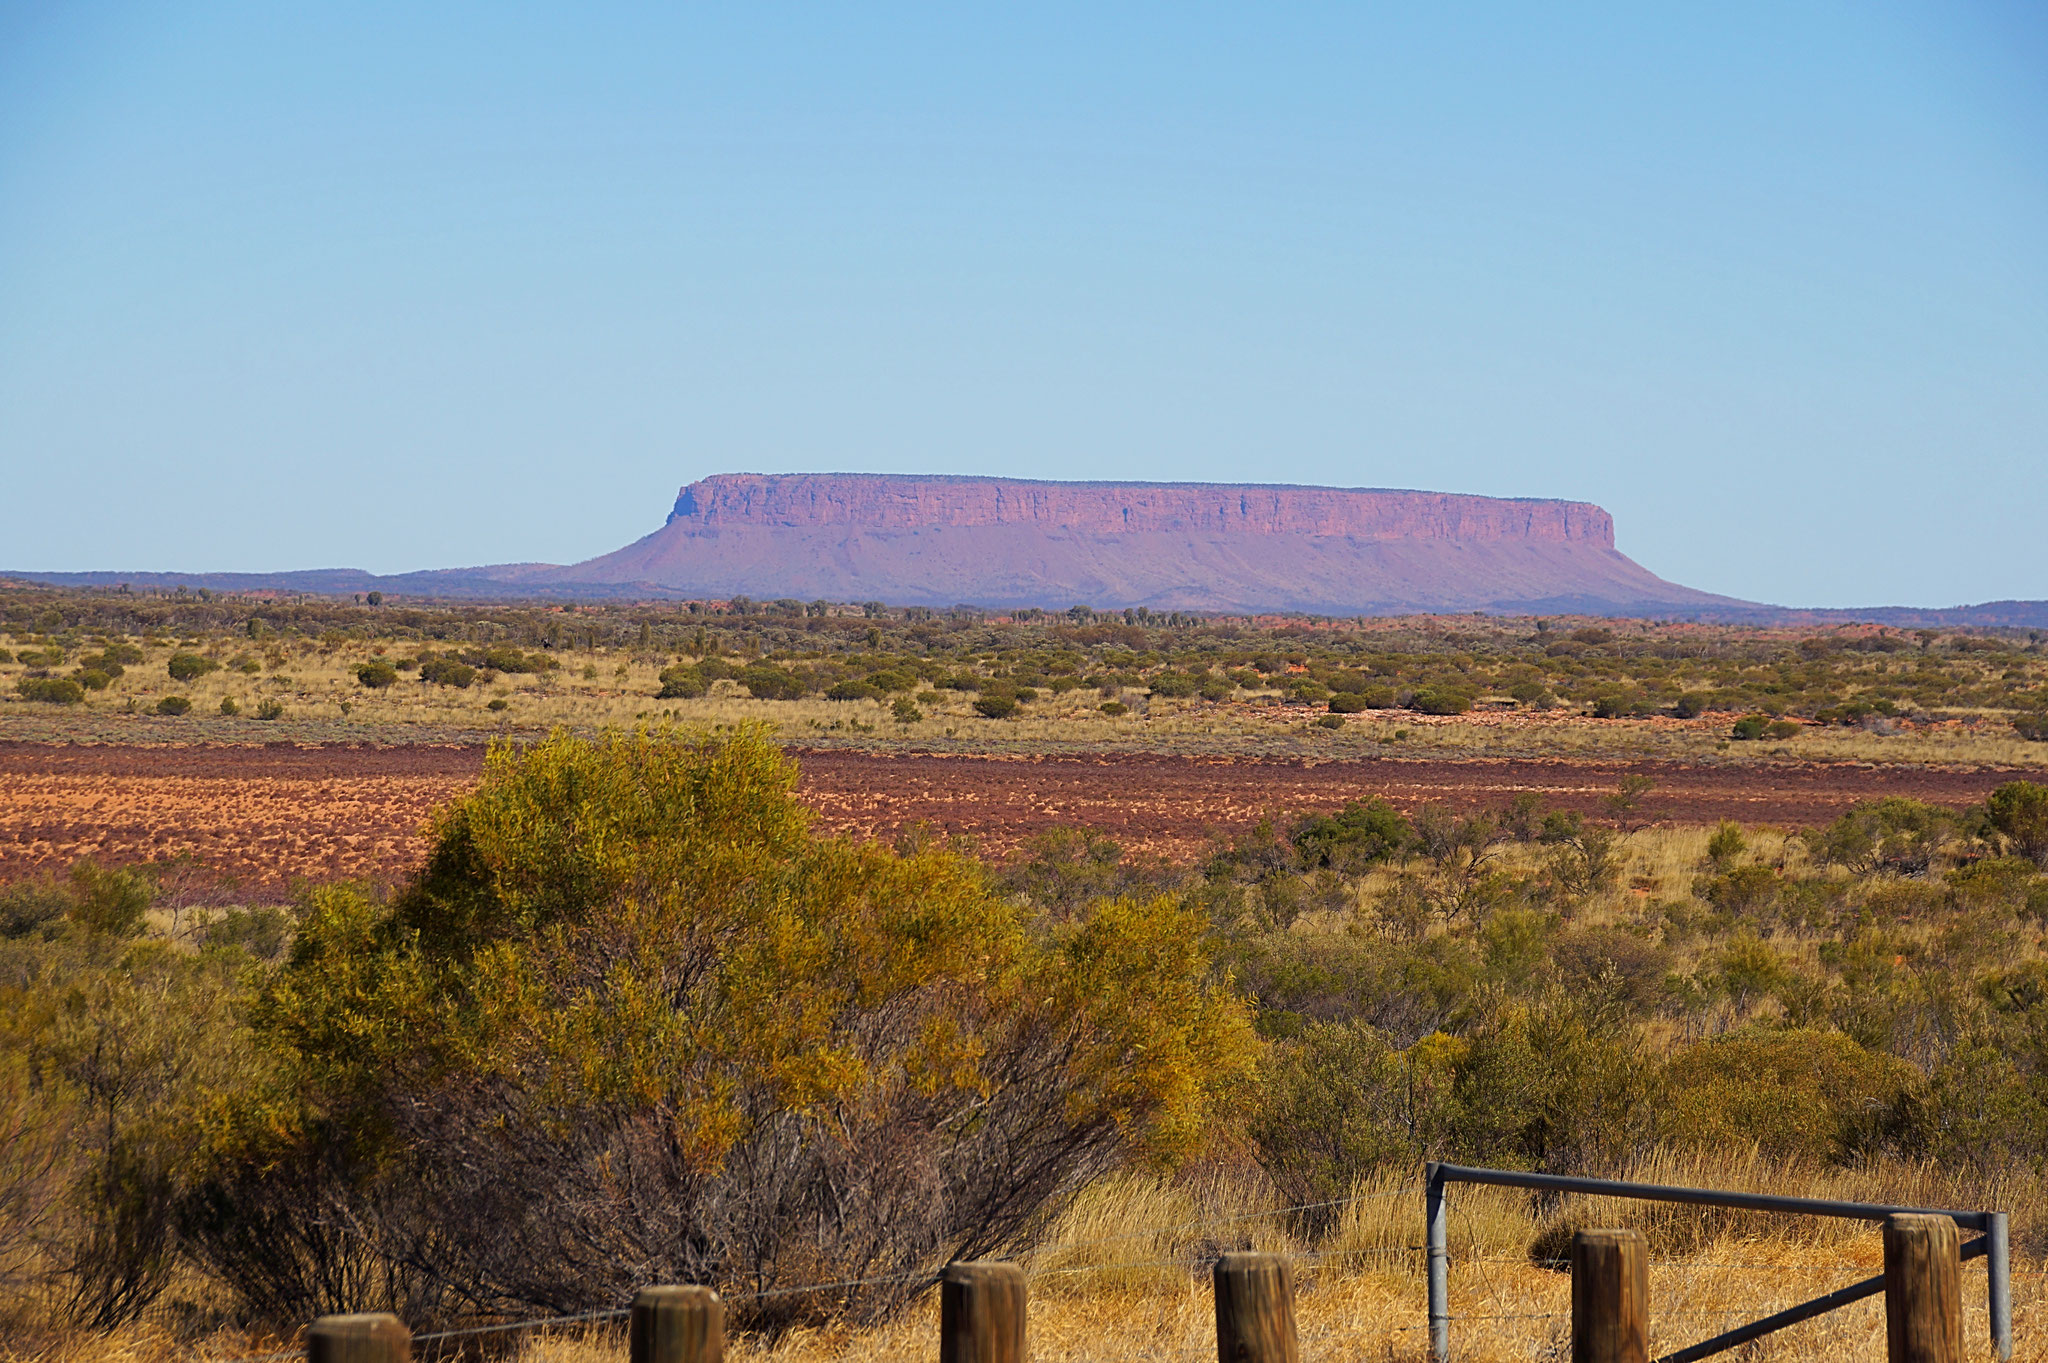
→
(553, 473, 1742, 615)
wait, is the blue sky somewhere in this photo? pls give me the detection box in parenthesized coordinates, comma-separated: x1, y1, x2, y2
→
(3, 3, 2044, 607)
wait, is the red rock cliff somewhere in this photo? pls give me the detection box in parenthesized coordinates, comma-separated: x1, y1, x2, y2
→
(667, 474, 1614, 545)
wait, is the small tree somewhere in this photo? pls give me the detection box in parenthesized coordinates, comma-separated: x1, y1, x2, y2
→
(1986, 781, 2048, 868)
(166, 654, 219, 683)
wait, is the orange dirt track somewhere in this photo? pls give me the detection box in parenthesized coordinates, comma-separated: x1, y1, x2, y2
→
(0, 741, 2023, 895)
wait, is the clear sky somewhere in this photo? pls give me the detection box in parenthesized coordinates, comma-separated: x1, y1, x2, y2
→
(3, 3, 2044, 608)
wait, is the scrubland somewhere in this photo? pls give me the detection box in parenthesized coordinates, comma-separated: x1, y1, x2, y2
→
(3, 723, 2047, 1360)
(2, 586, 2044, 766)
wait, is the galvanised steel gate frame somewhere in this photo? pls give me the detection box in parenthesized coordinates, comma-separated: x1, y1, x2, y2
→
(1424, 1161, 2012, 1362)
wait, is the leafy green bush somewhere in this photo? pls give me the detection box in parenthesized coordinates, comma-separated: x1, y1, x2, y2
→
(73, 668, 114, 691)
(1100, 701, 1128, 717)
(1314, 714, 1345, 730)
(891, 697, 922, 724)
(738, 664, 806, 700)
(867, 670, 917, 693)
(253, 699, 285, 721)
(218, 697, 241, 716)
(1292, 799, 1412, 872)
(99, 642, 144, 665)
(486, 697, 509, 712)
(1986, 781, 2048, 868)
(974, 695, 1020, 719)
(1664, 1029, 1920, 1162)
(1148, 672, 1200, 698)
(1765, 719, 1801, 740)
(354, 660, 399, 689)
(1805, 798, 1955, 875)
(156, 696, 192, 716)
(2014, 711, 2048, 742)
(1327, 692, 1371, 714)
(826, 680, 879, 701)
(1730, 715, 1769, 740)
(1408, 685, 1473, 716)
(188, 728, 1250, 1325)
(656, 663, 709, 699)
(418, 657, 476, 688)
(1670, 692, 1706, 718)
(17, 676, 85, 704)
(167, 653, 219, 682)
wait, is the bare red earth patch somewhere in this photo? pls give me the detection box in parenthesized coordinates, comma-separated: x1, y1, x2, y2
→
(0, 741, 2021, 894)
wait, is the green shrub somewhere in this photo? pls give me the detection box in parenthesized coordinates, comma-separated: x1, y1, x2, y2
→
(826, 680, 880, 702)
(1328, 692, 1371, 714)
(17, 676, 85, 704)
(1509, 680, 1551, 707)
(1199, 680, 1232, 702)
(1730, 715, 1769, 741)
(353, 660, 398, 689)
(1663, 1029, 1920, 1162)
(1986, 781, 2048, 868)
(218, 697, 241, 717)
(99, 642, 144, 665)
(1293, 799, 1412, 872)
(254, 699, 285, 721)
(867, 670, 917, 693)
(738, 664, 807, 700)
(656, 663, 709, 699)
(419, 657, 476, 688)
(1283, 678, 1331, 705)
(1314, 714, 1345, 729)
(1804, 798, 1954, 875)
(76, 654, 126, 680)
(1148, 672, 1200, 699)
(155, 695, 192, 716)
(1099, 701, 1128, 717)
(167, 653, 219, 682)
(190, 728, 1251, 1324)
(1671, 693, 1706, 718)
(73, 668, 114, 691)
(1765, 719, 1802, 740)
(1408, 684, 1473, 716)
(2014, 712, 2048, 742)
(891, 697, 923, 724)
(486, 698, 509, 712)
(0, 647, 13, 664)
(974, 695, 1020, 720)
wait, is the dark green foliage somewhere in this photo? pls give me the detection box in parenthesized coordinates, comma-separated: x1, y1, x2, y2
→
(1670, 692, 1706, 718)
(1805, 798, 1955, 875)
(655, 662, 709, 699)
(354, 660, 399, 689)
(18, 676, 86, 704)
(1327, 692, 1371, 714)
(1314, 714, 1345, 729)
(890, 696, 922, 724)
(1664, 1030, 1920, 1162)
(486, 698, 509, 712)
(166, 653, 219, 682)
(73, 668, 113, 691)
(218, 697, 240, 716)
(1148, 672, 1201, 698)
(1100, 700, 1128, 716)
(1730, 715, 1769, 740)
(1408, 684, 1473, 715)
(738, 663, 806, 699)
(1292, 800, 1413, 872)
(418, 656, 476, 688)
(253, 699, 285, 720)
(973, 694, 1019, 719)
(2015, 711, 2048, 741)
(826, 680, 879, 701)
(155, 696, 192, 716)
(1986, 781, 2048, 868)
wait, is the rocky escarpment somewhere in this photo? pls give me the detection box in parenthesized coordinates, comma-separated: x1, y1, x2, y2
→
(554, 473, 1742, 615)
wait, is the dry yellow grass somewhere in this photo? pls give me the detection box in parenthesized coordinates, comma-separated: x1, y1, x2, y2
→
(4, 635, 2043, 768)
(14, 1156, 2040, 1363)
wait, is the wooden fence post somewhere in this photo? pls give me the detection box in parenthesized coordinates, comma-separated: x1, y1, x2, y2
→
(1213, 1252, 1299, 1363)
(1884, 1213, 1961, 1363)
(1571, 1229, 1647, 1363)
(307, 1314, 410, 1363)
(631, 1286, 725, 1363)
(941, 1262, 1026, 1363)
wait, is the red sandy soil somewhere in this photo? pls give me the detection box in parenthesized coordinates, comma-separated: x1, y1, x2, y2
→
(0, 741, 2022, 895)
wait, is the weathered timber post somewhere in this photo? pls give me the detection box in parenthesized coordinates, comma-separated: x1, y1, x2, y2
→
(1570, 1229, 1648, 1363)
(631, 1286, 725, 1363)
(1213, 1252, 1299, 1363)
(307, 1314, 410, 1363)
(1425, 1162, 1449, 1363)
(1884, 1213, 1961, 1363)
(941, 1262, 1026, 1363)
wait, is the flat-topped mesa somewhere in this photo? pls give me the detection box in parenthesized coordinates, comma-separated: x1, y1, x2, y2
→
(667, 473, 1615, 546)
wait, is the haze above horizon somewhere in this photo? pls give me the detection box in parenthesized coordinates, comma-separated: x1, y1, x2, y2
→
(3, 4, 2045, 608)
